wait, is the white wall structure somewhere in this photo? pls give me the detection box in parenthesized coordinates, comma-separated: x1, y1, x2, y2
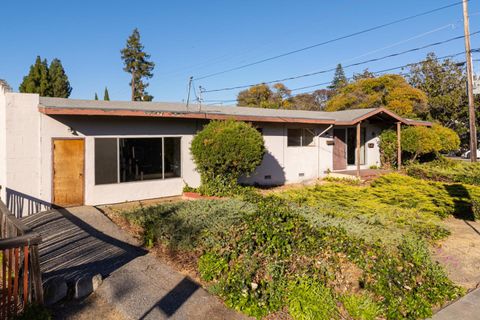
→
(0, 88, 429, 217)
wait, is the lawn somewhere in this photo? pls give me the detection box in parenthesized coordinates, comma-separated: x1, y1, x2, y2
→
(117, 173, 479, 320)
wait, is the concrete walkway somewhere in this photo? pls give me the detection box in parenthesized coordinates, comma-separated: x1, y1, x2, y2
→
(22, 207, 248, 320)
(431, 288, 480, 320)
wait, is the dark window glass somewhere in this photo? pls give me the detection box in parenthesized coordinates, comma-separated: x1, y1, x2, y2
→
(302, 129, 315, 146)
(288, 129, 302, 146)
(164, 138, 181, 178)
(119, 138, 163, 182)
(95, 138, 118, 185)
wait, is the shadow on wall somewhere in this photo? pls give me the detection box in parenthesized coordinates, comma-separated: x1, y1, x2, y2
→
(5, 188, 52, 218)
(241, 152, 286, 187)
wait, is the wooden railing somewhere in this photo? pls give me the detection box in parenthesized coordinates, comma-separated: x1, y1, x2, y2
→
(0, 200, 43, 319)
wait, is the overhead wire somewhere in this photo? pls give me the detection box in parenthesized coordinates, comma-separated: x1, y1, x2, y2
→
(201, 32, 479, 93)
(195, 1, 466, 80)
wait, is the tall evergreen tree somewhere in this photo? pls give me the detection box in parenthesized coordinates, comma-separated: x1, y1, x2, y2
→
(19, 56, 52, 96)
(328, 64, 348, 91)
(120, 28, 155, 101)
(49, 58, 72, 98)
(103, 87, 110, 101)
(94, 92, 99, 100)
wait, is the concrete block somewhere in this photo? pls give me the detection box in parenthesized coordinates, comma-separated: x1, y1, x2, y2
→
(74, 273, 103, 299)
(43, 276, 68, 306)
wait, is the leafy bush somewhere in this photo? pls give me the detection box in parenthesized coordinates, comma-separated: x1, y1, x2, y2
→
(199, 252, 228, 281)
(407, 158, 480, 186)
(288, 277, 338, 320)
(190, 120, 265, 196)
(340, 293, 382, 320)
(402, 125, 459, 161)
(379, 129, 397, 168)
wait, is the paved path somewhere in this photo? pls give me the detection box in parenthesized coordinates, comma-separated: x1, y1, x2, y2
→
(22, 207, 248, 320)
(431, 288, 480, 320)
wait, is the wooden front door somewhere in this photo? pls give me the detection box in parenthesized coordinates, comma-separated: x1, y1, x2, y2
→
(333, 129, 347, 170)
(53, 139, 85, 207)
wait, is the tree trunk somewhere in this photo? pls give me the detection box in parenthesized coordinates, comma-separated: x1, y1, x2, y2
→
(131, 70, 135, 101)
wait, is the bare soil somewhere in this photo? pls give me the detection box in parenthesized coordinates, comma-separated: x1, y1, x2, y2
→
(433, 217, 480, 290)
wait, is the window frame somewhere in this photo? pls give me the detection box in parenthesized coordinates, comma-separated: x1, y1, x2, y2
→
(287, 128, 316, 147)
(94, 136, 182, 185)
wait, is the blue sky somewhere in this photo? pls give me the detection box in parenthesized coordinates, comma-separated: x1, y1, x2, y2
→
(1, 0, 479, 103)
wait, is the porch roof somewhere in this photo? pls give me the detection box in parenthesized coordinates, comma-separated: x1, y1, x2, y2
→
(38, 97, 431, 126)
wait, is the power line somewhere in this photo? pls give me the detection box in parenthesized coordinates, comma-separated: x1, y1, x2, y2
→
(202, 32, 479, 93)
(205, 49, 480, 104)
(195, 1, 466, 80)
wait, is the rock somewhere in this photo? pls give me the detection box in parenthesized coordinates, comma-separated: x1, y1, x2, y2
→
(43, 276, 68, 306)
(74, 274, 103, 299)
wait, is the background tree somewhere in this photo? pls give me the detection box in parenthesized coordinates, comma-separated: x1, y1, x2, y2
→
(19, 56, 52, 96)
(326, 74, 428, 117)
(104, 87, 110, 101)
(190, 120, 265, 195)
(328, 64, 348, 91)
(49, 58, 72, 98)
(237, 83, 293, 109)
(121, 28, 155, 101)
(94, 92, 98, 100)
(353, 68, 375, 81)
(407, 52, 471, 146)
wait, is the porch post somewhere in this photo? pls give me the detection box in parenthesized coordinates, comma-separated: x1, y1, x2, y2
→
(397, 121, 402, 171)
(356, 122, 361, 177)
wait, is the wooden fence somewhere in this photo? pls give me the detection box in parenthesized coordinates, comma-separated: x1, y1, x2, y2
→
(0, 200, 43, 319)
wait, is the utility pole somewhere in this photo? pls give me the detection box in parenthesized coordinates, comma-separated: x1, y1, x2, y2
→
(186, 76, 193, 109)
(463, 0, 477, 162)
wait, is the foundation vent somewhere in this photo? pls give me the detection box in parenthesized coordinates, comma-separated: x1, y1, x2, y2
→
(298, 173, 305, 177)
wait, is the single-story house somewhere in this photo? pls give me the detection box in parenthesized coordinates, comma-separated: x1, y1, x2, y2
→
(0, 82, 429, 216)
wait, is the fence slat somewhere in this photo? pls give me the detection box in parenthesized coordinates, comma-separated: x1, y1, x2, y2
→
(1, 249, 6, 319)
(23, 246, 29, 310)
(13, 248, 19, 316)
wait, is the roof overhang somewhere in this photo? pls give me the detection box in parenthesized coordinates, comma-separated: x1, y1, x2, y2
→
(37, 105, 335, 125)
(335, 107, 431, 127)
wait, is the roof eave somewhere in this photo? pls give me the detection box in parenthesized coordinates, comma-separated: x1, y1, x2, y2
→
(37, 106, 335, 125)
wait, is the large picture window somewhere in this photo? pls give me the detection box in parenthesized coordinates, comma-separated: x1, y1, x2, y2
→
(287, 128, 315, 147)
(95, 137, 181, 185)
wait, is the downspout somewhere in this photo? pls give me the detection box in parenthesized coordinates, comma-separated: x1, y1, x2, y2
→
(317, 124, 334, 178)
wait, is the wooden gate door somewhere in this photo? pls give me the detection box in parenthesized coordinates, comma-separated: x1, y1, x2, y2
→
(53, 139, 85, 207)
(333, 129, 347, 170)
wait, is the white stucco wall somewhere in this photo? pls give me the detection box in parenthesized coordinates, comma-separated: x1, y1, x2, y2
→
(0, 86, 7, 202)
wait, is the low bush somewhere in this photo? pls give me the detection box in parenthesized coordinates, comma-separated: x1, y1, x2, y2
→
(121, 175, 465, 319)
(407, 158, 480, 186)
(14, 304, 51, 320)
(288, 277, 338, 320)
(340, 293, 382, 320)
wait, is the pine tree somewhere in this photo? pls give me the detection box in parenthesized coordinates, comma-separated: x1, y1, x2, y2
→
(49, 58, 72, 98)
(120, 28, 155, 101)
(94, 92, 98, 100)
(103, 87, 110, 101)
(19, 56, 52, 96)
(328, 64, 348, 91)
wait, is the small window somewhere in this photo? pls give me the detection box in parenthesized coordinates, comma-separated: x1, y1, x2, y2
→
(95, 138, 118, 185)
(288, 129, 315, 147)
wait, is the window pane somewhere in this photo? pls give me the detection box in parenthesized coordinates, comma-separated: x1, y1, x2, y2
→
(120, 138, 163, 182)
(164, 137, 181, 179)
(288, 129, 302, 146)
(95, 138, 118, 185)
(303, 129, 315, 146)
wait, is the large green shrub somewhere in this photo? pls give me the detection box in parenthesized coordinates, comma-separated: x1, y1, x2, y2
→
(190, 120, 265, 196)
(379, 125, 460, 165)
(379, 129, 397, 168)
